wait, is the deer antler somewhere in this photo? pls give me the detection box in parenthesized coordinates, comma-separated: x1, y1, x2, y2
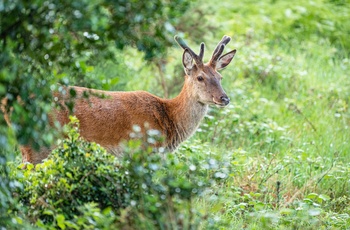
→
(174, 35, 204, 66)
(210, 35, 231, 67)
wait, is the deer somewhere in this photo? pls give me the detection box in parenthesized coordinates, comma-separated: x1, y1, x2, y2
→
(18, 35, 237, 164)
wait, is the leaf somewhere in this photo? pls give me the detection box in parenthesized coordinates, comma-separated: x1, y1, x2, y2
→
(56, 214, 66, 230)
(280, 208, 293, 215)
(308, 208, 321, 216)
(66, 172, 73, 179)
(238, 202, 248, 209)
(43, 209, 54, 216)
(36, 219, 46, 228)
(306, 193, 318, 199)
(318, 194, 331, 202)
(26, 163, 34, 171)
(211, 203, 223, 212)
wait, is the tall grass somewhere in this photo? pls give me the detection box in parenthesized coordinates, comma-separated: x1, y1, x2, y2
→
(175, 0, 350, 228)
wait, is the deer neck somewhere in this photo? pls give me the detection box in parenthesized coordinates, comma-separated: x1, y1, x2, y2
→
(165, 80, 208, 149)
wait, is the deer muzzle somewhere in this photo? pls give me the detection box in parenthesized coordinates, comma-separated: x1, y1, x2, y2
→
(220, 95, 230, 106)
(213, 94, 230, 107)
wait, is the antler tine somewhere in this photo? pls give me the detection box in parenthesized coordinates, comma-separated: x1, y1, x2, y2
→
(210, 35, 231, 65)
(212, 35, 231, 56)
(175, 35, 203, 65)
(211, 44, 225, 64)
(199, 42, 205, 60)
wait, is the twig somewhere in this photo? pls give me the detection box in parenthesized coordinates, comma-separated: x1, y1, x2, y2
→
(276, 181, 281, 208)
(316, 152, 337, 186)
(78, 169, 94, 184)
(255, 152, 278, 186)
(288, 103, 317, 132)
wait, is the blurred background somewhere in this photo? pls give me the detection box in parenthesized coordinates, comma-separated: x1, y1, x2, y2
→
(1, 0, 350, 228)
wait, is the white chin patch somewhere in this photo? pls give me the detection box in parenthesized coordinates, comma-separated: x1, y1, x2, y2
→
(216, 104, 226, 108)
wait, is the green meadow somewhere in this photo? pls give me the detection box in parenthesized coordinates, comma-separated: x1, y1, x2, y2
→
(1, 0, 349, 229)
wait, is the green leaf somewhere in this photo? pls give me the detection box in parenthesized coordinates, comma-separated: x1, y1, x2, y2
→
(56, 214, 66, 230)
(26, 163, 34, 171)
(318, 194, 331, 202)
(306, 193, 318, 199)
(66, 172, 73, 179)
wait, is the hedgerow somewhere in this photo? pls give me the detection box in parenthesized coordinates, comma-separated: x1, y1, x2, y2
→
(15, 117, 214, 229)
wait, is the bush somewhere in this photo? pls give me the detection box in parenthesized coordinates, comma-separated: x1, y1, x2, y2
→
(17, 117, 126, 224)
(0, 151, 32, 229)
(16, 117, 212, 229)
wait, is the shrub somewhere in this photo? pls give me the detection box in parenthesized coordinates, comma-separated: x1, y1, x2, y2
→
(16, 117, 211, 229)
(18, 117, 127, 224)
(1, 151, 33, 229)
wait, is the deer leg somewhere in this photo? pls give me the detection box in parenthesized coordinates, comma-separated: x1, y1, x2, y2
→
(20, 145, 52, 165)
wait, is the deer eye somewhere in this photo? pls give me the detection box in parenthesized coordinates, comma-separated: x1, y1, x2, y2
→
(197, 76, 204, 82)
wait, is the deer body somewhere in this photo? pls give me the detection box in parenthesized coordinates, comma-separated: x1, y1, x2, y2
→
(54, 84, 207, 154)
(19, 36, 236, 164)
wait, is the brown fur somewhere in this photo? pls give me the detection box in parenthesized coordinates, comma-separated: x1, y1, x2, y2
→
(1, 97, 10, 126)
(13, 36, 237, 164)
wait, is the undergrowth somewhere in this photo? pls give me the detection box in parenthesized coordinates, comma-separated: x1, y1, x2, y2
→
(4, 0, 350, 229)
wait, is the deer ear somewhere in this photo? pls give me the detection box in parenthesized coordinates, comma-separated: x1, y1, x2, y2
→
(216, 49, 236, 70)
(182, 49, 194, 74)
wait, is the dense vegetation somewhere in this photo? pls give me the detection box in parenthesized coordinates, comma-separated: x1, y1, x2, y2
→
(1, 0, 350, 229)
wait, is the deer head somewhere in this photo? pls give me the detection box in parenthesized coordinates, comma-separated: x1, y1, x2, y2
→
(175, 35, 236, 107)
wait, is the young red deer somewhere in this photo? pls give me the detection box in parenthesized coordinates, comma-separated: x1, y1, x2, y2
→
(20, 35, 237, 164)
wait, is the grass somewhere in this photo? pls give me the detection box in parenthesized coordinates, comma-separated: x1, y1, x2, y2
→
(169, 0, 350, 228)
(7, 0, 350, 229)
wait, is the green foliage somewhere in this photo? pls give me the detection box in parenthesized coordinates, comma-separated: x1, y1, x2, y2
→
(3, 0, 350, 229)
(0, 151, 29, 229)
(14, 117, 215, 229)
(1, 2, 193, 227)
(18, 117, 126, 223)
(0, 0, 191, 149)
(186, 0, 350, 228)
(212, 0, 350, 54)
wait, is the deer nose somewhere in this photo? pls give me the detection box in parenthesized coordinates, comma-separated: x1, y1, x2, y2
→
(220, 95, 230, 105)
